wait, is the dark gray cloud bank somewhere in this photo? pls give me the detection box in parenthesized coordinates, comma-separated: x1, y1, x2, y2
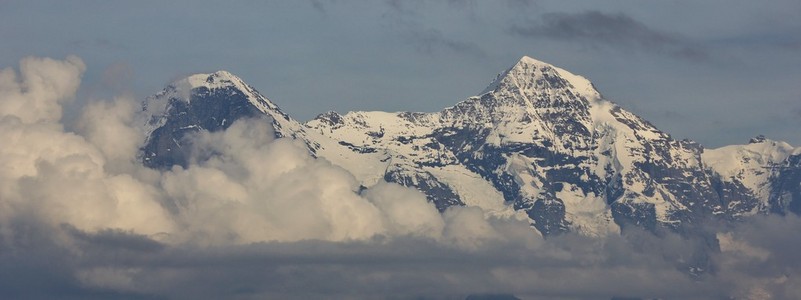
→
(2, 56, 801, 300)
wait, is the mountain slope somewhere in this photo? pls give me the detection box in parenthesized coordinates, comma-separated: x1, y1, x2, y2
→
(702, 136, 795, 214)
(140, 71, 309, 168)
(139, 57, 800, 237)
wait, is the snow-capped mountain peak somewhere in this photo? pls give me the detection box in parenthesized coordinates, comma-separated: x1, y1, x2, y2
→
(482, 56, 600, 101)
(178, 70, 242, 90)
(703, 137, 796, 204)
(152, 71, 255, 105)
(141, 70, 289, 134)
(138, 70, 303, 168)
(147, 70, 278, 109)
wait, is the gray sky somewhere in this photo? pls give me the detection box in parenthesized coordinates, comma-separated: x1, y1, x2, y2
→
(1, 0, 799, 147)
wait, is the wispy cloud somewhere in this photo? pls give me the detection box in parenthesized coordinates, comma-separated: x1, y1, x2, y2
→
(380, 1, 486, 58)
(308, 0, 329, 14)
(510, 11, 708, 61)
(400, 25, 487, 57)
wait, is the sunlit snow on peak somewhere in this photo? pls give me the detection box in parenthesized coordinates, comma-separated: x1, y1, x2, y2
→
(481, 56, 600, 101)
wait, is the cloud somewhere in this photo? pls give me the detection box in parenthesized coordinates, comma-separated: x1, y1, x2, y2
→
(0, 55, 85, 123)
(510, 11, 708, 61)
(0, 55, 524, 247)
(0, 56, 172, 239)
(2, 56, 801, 299)
(382, 0, 491, 12)
(380, 1, 486, 58)
(504, 0, 537, 9)
(402, 26, 487, 57)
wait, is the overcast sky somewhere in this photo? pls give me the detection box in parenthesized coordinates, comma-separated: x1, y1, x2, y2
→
(1, 0, 799, 147)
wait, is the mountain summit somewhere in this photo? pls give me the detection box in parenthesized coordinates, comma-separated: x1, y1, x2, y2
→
(482, 56, 600, 101)
(139, 56, 801, 238)
(140, 70, 303, 168)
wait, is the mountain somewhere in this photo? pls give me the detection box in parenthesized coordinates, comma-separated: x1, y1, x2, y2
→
(140, 71, 309, 168)
(703, 136, 801, 215)
(138, 56, 801, 237)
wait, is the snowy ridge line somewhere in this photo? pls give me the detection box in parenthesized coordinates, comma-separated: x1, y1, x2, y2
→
(139, 56, 799, 237)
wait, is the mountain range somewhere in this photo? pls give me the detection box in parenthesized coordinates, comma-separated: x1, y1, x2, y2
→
(138, 56, 801, 237)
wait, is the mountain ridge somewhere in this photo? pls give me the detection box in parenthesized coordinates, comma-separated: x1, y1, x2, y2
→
(139, 56, 801, 238)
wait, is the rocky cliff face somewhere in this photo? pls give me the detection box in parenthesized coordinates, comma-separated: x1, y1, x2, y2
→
(770, 152, 801, 214)
(139, 71, 313, 169)
(139, 56, 801, 237)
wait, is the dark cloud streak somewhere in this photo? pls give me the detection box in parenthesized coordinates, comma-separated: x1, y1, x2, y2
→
(402, 26, 487, 58)
(510, 11, 709, 61)
(379, 0, 487, 58)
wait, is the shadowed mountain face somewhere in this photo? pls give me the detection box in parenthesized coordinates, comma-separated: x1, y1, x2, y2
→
(770, 153, 801, 214)
(139, 56, 801, 237)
